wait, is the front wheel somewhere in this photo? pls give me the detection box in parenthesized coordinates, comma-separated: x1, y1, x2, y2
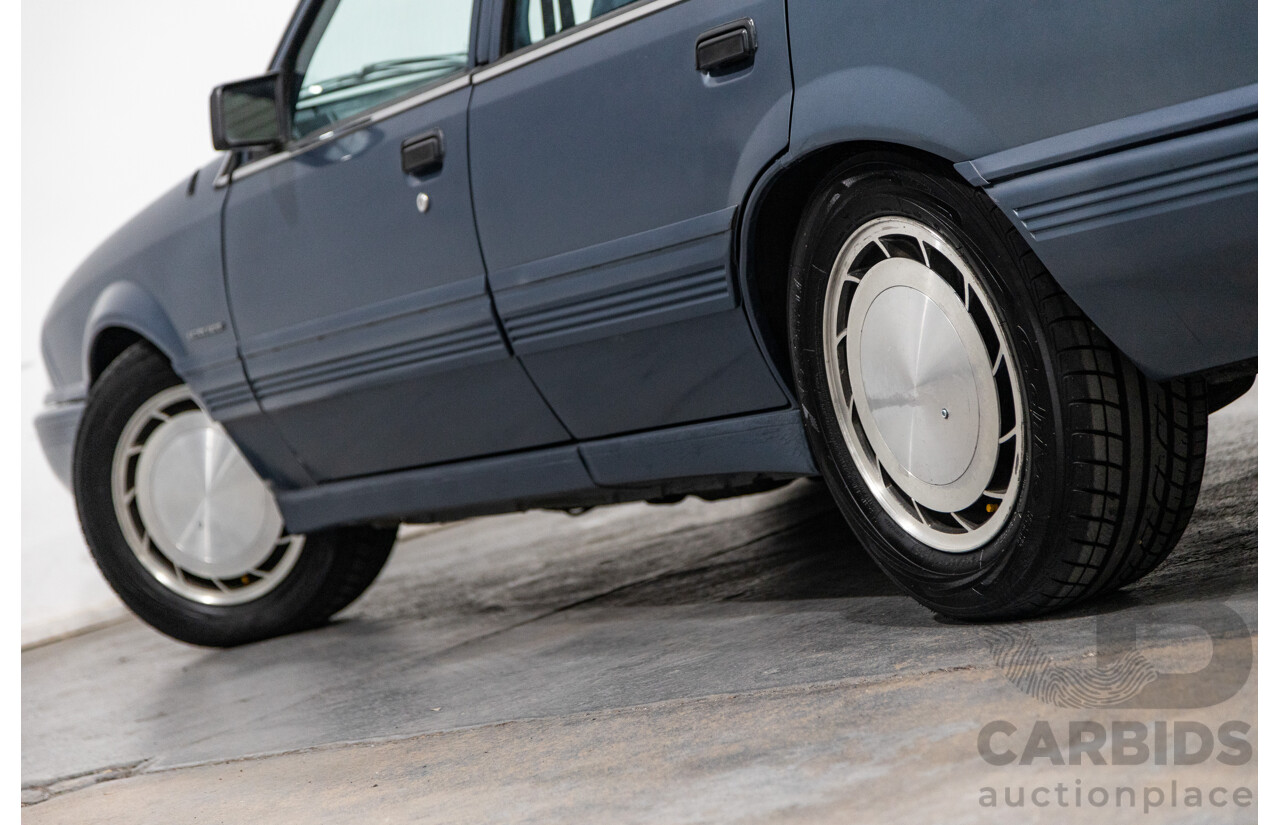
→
(787, 157, 1207, 619)
(73, 343, 397, 646)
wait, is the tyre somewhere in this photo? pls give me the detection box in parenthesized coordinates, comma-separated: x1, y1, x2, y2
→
(787, 155, 1208, 619)
(72, 342, 397, 646)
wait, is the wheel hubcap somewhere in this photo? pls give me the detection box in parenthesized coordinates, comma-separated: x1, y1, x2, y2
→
(112, 385, 303, 604)
(823, 217, 1023, 552)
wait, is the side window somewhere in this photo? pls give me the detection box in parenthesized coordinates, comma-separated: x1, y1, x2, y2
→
(507, 0, 643, 52)
(292, 0, 474, 138)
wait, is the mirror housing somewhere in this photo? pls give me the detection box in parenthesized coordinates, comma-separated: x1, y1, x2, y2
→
(210, 73, 288, 151)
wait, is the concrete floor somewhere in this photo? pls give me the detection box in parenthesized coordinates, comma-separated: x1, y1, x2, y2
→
(22, 388, 1257, 823)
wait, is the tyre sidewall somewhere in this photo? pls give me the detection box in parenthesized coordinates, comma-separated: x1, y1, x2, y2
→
(787, 160, 1068, 615)
(73, 345, 346, 646)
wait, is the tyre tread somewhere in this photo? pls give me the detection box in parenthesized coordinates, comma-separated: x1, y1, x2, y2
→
(974, 189, 1208, 613)
(786, 157, 1209, 620)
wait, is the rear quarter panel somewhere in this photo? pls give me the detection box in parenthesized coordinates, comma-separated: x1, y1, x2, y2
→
(786, 0, 1257, 162)
(784, 0, 1257, 379)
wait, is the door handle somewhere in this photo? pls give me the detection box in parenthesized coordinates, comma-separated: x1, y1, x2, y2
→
(401, 130, 444, 176)
(695, 19, 757, 73)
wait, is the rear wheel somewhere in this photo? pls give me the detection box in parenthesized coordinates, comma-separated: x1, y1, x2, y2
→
(787, 157, 1207, 619)
(73, 343, 397, 646)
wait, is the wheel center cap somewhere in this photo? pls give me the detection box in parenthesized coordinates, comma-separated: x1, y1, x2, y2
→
(135, 412, 284, 579)
(859, 285, 981, 486)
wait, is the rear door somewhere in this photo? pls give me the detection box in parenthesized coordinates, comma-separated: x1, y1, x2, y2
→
(223, 0, 570, 482)
(467, 0, 792, 438)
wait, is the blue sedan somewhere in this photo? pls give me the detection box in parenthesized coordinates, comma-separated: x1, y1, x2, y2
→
(37, 0, 1257, 645)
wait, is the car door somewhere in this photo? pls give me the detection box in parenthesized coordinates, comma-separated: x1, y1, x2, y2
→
(223, 0, 569, 482)
(467, 0, 792, 439)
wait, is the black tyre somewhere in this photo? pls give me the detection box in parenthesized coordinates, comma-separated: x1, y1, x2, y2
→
(73, 342, 397, 646)
(787, 155, 1207, 619)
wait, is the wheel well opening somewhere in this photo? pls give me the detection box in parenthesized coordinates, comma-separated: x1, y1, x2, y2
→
(742, 141, 964, 393)
(89, 327, 148, 386)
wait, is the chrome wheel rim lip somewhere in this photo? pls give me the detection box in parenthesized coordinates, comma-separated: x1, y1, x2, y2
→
(111, 385, 303, 605)
(821, 217, 1024, 553)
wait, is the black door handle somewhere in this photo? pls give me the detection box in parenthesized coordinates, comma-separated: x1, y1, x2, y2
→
(402, 130, 444, 176)
(695, 18, 757, 73)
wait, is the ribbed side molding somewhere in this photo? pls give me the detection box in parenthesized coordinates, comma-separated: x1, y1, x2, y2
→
(491, 206, 739, 354)
(1017, 152, 1256, 238)
(200, 381, 257, 416)
(250, 322, 505, 399)
(989, 119, 1257, 242)
(177, 355, 257, 420)
(964, 102, 1257, 381)
(232, 280, 508, 406)
(504, 268, 731, 344)
(956, 84, 1257, 186)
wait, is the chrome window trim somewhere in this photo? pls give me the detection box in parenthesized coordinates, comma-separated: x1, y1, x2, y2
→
(474, 0, 689, 84)
(215, 73, 473, 188)
(214, 0, 690, 188)
(371, 72, 473, 121)
(213, 152, 236, 189)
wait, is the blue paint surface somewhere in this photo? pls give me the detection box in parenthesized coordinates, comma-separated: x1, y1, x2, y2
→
(38, 0, 1257, 530)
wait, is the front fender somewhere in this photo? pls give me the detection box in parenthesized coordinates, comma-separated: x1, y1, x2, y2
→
(83, 281, 190, 382)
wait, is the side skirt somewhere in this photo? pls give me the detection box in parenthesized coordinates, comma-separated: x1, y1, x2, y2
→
(276, 409, 816, 533)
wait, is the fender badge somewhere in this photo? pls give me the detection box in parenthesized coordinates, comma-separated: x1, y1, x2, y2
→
(186, 321, 227, 341)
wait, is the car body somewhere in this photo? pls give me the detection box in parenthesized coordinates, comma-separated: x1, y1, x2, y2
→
(37, 0, 1257, 643)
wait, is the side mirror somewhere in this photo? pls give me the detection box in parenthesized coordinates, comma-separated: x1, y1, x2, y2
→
(210, 73, 288, 151)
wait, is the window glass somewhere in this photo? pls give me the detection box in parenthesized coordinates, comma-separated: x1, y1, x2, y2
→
(292, 0, 473, 138)
(507, 0, 642, 52)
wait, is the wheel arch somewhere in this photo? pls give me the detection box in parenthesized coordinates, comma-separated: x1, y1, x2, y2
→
(83, 281, 189, 387)
(736, 140, 974, 394)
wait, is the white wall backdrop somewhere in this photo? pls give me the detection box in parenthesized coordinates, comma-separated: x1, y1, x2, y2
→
(22, 0, 301, 645)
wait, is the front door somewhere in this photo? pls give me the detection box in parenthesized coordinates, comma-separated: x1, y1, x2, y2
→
(223, 0, 569, 482)
(467, 0, 792, 439)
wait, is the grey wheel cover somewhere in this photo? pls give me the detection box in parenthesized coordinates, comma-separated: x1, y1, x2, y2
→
(111, 385, 304, 604)
(821, 217, 1024, 552)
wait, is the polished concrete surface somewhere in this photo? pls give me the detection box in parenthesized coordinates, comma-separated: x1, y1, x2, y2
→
(22, 388, 1257, 822)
